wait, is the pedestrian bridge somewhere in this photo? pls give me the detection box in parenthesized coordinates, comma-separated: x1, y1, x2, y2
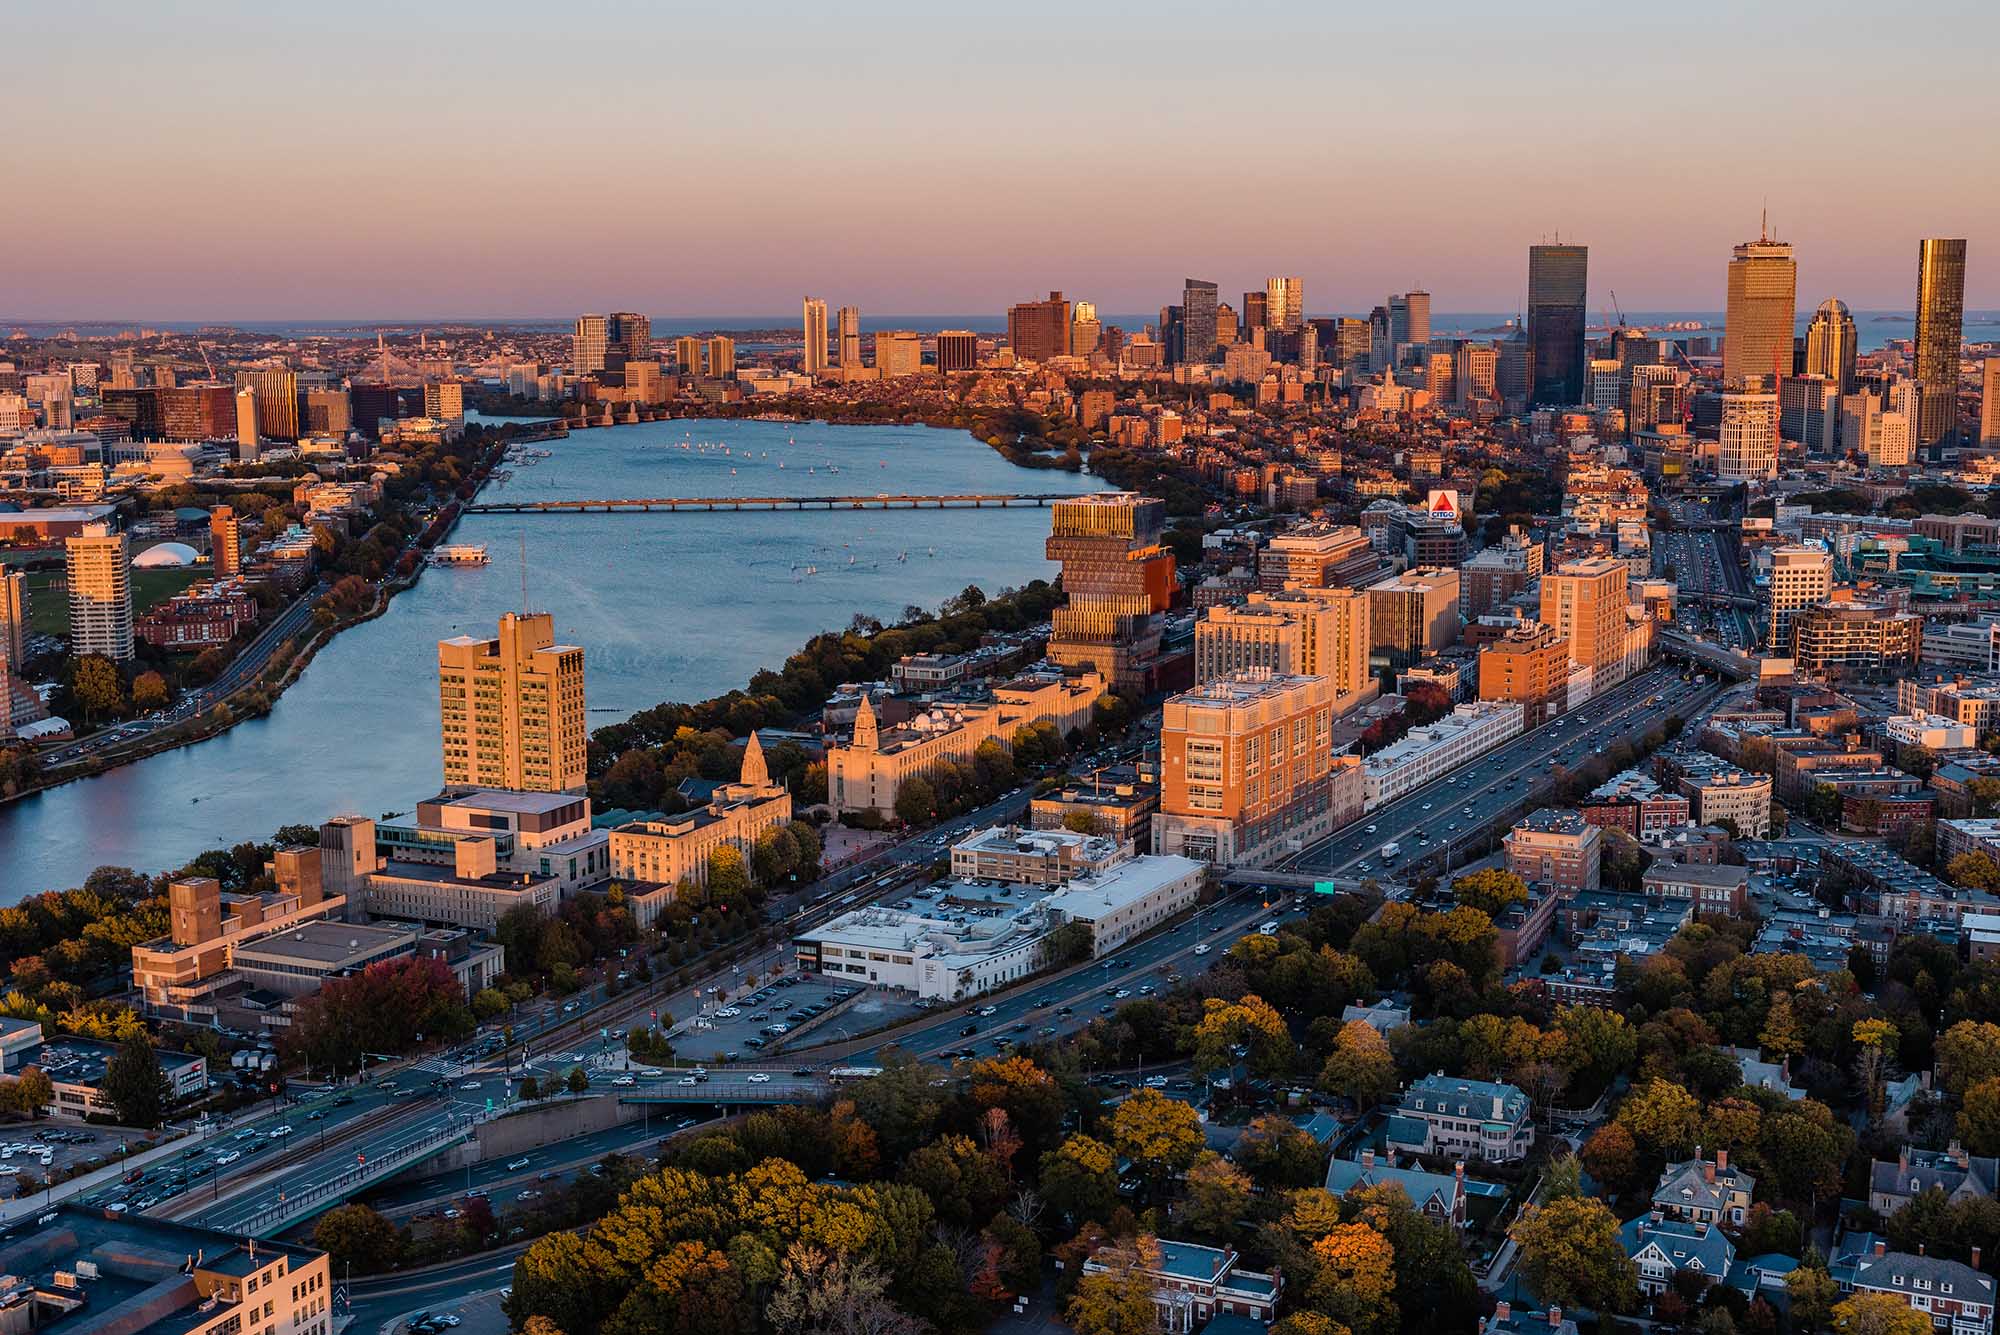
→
(615, 1077, 831, 1106)
(466, 492, 1087, 514)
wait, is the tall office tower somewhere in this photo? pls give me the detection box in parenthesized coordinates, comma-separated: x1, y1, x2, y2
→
(1718, 392, 1780, 481)
(1364, 568, 1460, 673)
(936, 330, 979, 373)
(1182, 279, 1220, 363)
(875, 331, 923, 377)
(1266, 277, 1304, 330)
(572, 314, 609, 375)
(302, 388, 352, 436)
(836, 306, 861, 368)
(1841, 390, 1883, 459)
(1585, 359, 1624, 410)
(210, 505, 242, 576)
(674, 336, 703, 375)
(801, 297, 830, 375)
(158, 385, 236, 441)
(67, 362, 100, 393)
(1457, 343, 1498, 406)
(606, 312, 650, 365)
(437, 612, 587, 794)
(704, 336, 735, 379)
(0, 568, 25, 670)
(234, 368, 299, 440)
(1804, 298, 1858, 392)
(1723, 229, 1797, 388)
(1527, 243, 1588, 406)
(1401, 290, 1431, 347)
(234, 387, 259, 459)
(1984, 359, 2000, 444)
(1877, 380, 1921, 467)
(423, 382, 464, 421)
(1213, 303, 1238, 348)
(1496, 330, 1530, 402)
(1914, 238, 1968, 446)
(1242, 291, 1269, 335)
(1779, 375, 1837, 449)
(1539, 556, 1627, 676)
(1071, 301, 1102, 359)
(1769, 545, 1833, 652)
(1007, 292, 1071, 362)
(1045, 493, 1177, 692)
(65, 522, 133, 661)
(1316, 317, 1370, 371)
(1368, 306, 1393, 372)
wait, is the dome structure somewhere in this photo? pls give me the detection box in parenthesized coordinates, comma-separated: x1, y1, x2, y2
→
(133, 541, 199, 568)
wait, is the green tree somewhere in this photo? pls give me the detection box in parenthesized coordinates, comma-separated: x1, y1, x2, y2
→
(1958, 1076, 2000, 1156)
(1508, 1197, 1638, 1314)
(312, 1204, 401, 1273)
(103, 1036, 169, 1127)
(565, 1065, 589, 1096)
(1786, 1253, 1839, 1330)
(1040, 1134, 1119, 1223)
(893, 777, 937, 826)
(704, 845, 752, 906)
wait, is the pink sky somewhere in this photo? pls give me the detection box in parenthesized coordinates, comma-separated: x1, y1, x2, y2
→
(6, 0, 1996, 320)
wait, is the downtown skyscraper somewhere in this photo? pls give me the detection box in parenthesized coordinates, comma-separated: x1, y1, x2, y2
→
(802, 297, 829, 375)
(1723, 226, 1797, 389)
(1914, 238, 1967, 447)
(1265, 277, 1304, 331)
(1526, 243, 1587, 407)
(1182, 278, 1220, 363)
(1804, 298, 1857, 392)
(837, 305, 861, 368)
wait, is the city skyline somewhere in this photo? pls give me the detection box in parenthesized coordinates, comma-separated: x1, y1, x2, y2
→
(7, 2, 1997, 320)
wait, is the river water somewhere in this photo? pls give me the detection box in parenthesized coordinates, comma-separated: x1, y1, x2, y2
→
(1, 418, 1101, 896)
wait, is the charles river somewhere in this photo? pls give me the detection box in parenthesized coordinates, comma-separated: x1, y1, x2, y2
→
(2, 417, 1103, 896)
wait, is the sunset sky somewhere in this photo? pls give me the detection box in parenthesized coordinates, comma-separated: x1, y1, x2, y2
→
(8, 0, 1997, 321)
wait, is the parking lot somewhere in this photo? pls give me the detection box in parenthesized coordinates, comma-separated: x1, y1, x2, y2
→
(0, 1127, 107, 1197)
(671, 975, 863, 1060)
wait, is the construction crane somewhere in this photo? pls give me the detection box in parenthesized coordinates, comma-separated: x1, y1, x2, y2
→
(198, 341, 219, 382)
(1609, 290, 1626, 329)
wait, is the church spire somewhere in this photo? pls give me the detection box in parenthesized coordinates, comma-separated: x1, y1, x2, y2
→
(740, 729, 769, 787)
(852, 692, 878, 751)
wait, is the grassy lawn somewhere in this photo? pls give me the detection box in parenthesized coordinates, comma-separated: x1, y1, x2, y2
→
(22, 566, 203, 639)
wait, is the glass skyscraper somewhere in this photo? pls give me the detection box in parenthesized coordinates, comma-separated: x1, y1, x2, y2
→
(1915, 238, 1967, 447)
(1527, 244, 1588, 407)
(1182, 278, 1219, 363)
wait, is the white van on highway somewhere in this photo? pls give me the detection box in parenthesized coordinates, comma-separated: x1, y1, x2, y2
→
(1258, 921, 1280, 936)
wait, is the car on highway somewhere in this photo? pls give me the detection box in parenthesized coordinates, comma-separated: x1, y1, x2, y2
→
(459, 1080, 481, 1091)
(746, 1072, 772, 1083)
(517, 1189, 542, 1201)
(1192, 944, 1210, 955)
(268, 1126, 292, 1139)
(613, 1075, 636, 1087)
(507, 1157, 531, 1170)
(217, 1151, 241, 1165)
(304, 1110, 326, 1121)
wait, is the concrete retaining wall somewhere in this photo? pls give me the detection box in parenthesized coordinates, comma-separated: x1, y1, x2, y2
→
(403, 1096, 641, 1175)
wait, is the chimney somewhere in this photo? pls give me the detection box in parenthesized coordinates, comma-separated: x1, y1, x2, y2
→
(1900, 1147, 1910, 1174)
(1548, 1308, 1562, 1330)
(1494, 1093, 1505, 1118)
(1875, 1240, 1887, 1257)
(1975, 1246, 1983, 1269)
(1456, 1161, 1466, 1180)
(1361, 1149, 1375, 1169)
(1716, 1148, 1728, 1173)
(1705, 1161, 1715, 1183)
(1494, 1302, 1511, 1323)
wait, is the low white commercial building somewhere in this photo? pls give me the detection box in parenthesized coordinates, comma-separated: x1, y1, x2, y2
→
(1362, 701, 1524, 809)
(950, 825, 1128, 886)
(1883, 713, 1979, 753)
(793, 854, 1203, 1001)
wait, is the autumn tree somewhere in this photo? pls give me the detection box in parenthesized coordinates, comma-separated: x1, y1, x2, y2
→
(1109, 1089, 1204, 1184)
(1451, 868, 1527, 917)
(1937, 1021, 2000, 1098)
(1065, 1238, 1165, 1335)
(131, 672, 170, 711)
(70, 655, 126, 723)
(1948, 852, 2000, 892)
(1179, 1152, 1253, 1239)
(1831, 1293, 1934, 1335)
(1581, 1123, 1640, 1194)
(0, 1066, 53, 1118)
(1308, 1222, 1398, 1335)
(1958, 1077, 2000, 1156)
(1319, 1020, 1398, 1107)
(1616, 1077, 1702, 1159)
(1190, 994, 1293, 1079)
(313, 1204, 401, 1273)
(1508, 1197, 1638, 1314)
(1041, 1134, 1120, 1224)
(1787, 1254, 1839, 1331)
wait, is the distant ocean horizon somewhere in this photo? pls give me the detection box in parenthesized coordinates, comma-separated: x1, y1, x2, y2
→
(7, 310, 1998, 353)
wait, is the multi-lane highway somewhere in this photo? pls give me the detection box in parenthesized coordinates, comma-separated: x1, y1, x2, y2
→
(1285, 664, 1725, 878)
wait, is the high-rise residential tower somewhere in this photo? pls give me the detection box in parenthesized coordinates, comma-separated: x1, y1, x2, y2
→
(234, 386, 259, 460)
(1539, 557, 1628, 677)
(674, 336, 703, 376)
(1984, 359, 2000, 445)
(1266, 277, 1304, 331)
(0, 568, 25, 670)
(1527, 243, 1588, 407)
(1006, 292, 1071, 362)
(836, 306, 861, 368)
(801, 298, 829, 375)
(1719, 392, 1780, 481)
(1769, 545, 1833, 652)
(936, 331, 979, 372)
(438, 612, 587, 794)
(65, 522, 133, 661)
(1804, 298, 1858, 393)
(1045, 493, 1177, 692)
(704, 336, 735, 379)
(1914, 238, 1967, 447)
(1071, 302, 1102, 360)
(1723, 228, 1797, 388)
(210, 505, 242, 576)
(572, 314, 609, 376)
(1182, 279, 1220, 363)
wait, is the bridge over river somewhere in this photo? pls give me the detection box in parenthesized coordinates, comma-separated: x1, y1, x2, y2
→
(466, 491, 1091, 514)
